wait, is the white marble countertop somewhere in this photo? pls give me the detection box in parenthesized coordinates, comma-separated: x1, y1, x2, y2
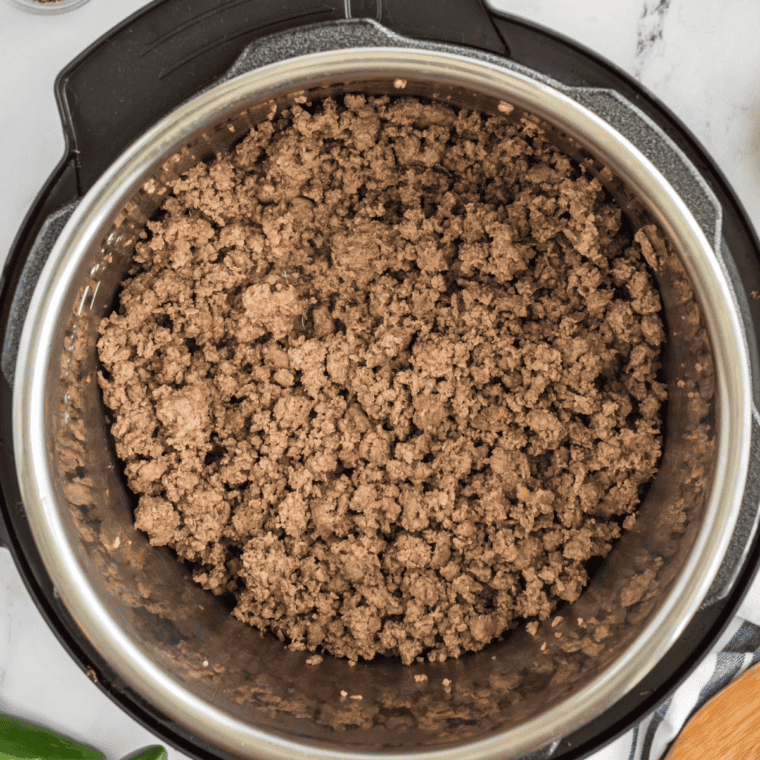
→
(0, 1, 759, 759)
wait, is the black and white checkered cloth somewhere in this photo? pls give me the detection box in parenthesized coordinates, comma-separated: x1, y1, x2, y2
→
(595, 578, 760, 759)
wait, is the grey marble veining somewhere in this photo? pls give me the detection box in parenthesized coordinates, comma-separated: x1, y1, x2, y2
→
(635, 0, 672, 76)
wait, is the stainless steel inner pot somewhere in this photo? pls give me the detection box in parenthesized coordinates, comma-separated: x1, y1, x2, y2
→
(12, 43, 751, 760)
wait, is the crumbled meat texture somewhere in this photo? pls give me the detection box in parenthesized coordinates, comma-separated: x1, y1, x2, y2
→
(98, 95, 665, 665)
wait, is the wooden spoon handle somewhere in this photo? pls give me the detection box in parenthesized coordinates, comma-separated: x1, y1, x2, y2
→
(664, 661, 760, 760)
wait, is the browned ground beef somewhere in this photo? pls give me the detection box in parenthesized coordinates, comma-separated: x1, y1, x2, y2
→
(97, 95, 665, 664)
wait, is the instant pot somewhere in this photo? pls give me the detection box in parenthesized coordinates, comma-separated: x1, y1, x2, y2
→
(2, 1, 760, 758)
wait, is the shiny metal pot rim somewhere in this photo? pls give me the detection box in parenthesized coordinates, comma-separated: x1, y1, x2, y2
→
(13, 47, 752, 759)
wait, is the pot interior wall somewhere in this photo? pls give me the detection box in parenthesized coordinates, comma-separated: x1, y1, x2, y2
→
(46, 74, 716, 754)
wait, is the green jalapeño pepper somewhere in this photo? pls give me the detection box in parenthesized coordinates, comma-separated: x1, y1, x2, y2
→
(0, 714, 166, 760)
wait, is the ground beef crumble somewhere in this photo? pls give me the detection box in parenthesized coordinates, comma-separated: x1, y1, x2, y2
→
(97, 95, 665, 665)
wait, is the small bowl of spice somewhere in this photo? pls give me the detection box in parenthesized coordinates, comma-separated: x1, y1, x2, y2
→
(4, 0, 91, 14)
